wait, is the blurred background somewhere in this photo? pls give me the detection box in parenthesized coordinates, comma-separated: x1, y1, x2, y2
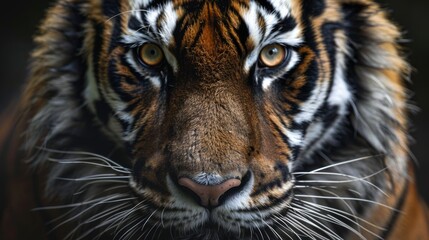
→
(0, 0, 427, 201)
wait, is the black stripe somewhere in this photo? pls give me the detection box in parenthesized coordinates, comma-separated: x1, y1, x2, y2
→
(301, 0, 326, 17)
(93, 99, 114, 124)
(186, 20, 205, 53)
(108, 19, 122, 52)
(256, 0, 275, 14)
(93, 24, 104, 84)
(156, 11, 166, 32)
(144, 0, 170, 11)
(226, 25, 245, 56)
(236, 21, 250, 49)
(341, 2, 373, 100)
(270, 116, 298, 159)
(128, 15, 142, 32)
(214, 22, 230, 45)
(108, 54, 156, 101)
(257, 12, 267, 40)
(102, 0, 120, 18)
(107, 58, 134, 101)
(272, 16, 297, 34)
(320, 22, 342, 89)
(246, 188, 292, 212)
(380, 179, 409, 239)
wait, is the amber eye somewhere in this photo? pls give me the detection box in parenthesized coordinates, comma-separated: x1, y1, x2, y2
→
(259, 44, 287, 68)
(138, 43, 164, 67)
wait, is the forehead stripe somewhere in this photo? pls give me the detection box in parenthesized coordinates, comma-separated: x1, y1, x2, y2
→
(268, 0, 291, 19)
(255, 0, 275, 13)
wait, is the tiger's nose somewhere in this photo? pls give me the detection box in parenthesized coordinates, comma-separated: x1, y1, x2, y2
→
(178, 177, 242, 208)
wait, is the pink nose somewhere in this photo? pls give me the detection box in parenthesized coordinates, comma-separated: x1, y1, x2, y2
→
(178, 177, 242, 207)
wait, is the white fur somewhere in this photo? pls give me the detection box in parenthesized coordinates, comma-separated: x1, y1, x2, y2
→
(192, 172, 223, 185)
(268, 0, 291, 19)
(129, 0, 153, 9)
(283, 127, 303, 147)
(328, 32, 352, 109)
(294, 80, 330, 124)
(269, 26, 303, 47)
(83, 58, 101, 113)
(121, 29, 150, 47)
(158, 2, 178, 45)
(145, 7, 162, 32)
(242, 2, 263, 48)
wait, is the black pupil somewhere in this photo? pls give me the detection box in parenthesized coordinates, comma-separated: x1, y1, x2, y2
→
(149, 48, 157, 57)
(268, 47, 278, 57)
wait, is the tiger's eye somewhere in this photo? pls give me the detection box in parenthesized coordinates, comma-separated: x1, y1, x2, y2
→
(138, 43, 164, 67)
(259, 44, 286, 68)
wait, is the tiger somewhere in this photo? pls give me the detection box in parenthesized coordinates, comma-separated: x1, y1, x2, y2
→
(1, 0, 428, 239)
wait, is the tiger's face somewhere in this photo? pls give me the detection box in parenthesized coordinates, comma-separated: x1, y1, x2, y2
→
(22, 0, 410, 239)
(88, 0, 349, 235)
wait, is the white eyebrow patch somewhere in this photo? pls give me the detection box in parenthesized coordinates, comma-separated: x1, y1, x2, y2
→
(158, 2, 178, 45)
(242, 1, 263, 48)
(145, 6, 162, 30)
(267, 26, 303, 47)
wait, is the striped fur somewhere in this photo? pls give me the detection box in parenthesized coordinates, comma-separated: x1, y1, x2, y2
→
(1, 0, 428, 239)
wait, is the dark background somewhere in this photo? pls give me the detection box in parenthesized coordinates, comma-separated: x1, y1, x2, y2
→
(0, 0, 427, 201)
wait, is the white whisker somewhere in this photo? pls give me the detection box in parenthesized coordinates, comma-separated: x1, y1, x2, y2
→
(292, 201, 383, 239)
(296, 199, 386, 231)
(293, 167, 389, 197)
(273, 214, 303, 240)
(66, 203, 129, 240)
(302, 155, 383, 174)
(295, 185, 359, 229)
(115, 200, 149, 234)
(48, 157, 130, 174)
(105, 9, 149, 24)
(38, 147, 130, 171)
(117, 217, 145, 240)
(74, 183, 129, 196)
(290, 209, 343, 240)
(294, 194, 398, 211)
(46, 195, 133, 234)
(286, 212, 328, 240)
(33, 194, 133, 210)
(56, 175, 130, 182)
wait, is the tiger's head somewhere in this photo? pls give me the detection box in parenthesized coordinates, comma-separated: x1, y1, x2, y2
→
(19, 0, 411, 239)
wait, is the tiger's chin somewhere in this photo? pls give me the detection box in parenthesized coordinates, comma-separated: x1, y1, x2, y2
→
(155, 223, 287, 240)
(136, 209, 294, 240)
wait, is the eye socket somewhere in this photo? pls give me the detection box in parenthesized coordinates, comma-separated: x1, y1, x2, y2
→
(259, 44, 287, 68)
(138, 43, 165, 67)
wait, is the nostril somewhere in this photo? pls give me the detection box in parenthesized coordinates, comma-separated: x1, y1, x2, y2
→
(178, 177, 241, 208)
(218, 171, 251, 205)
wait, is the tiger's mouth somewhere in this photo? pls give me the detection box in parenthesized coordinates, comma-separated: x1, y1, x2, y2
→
(128, 170, 295, 236)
